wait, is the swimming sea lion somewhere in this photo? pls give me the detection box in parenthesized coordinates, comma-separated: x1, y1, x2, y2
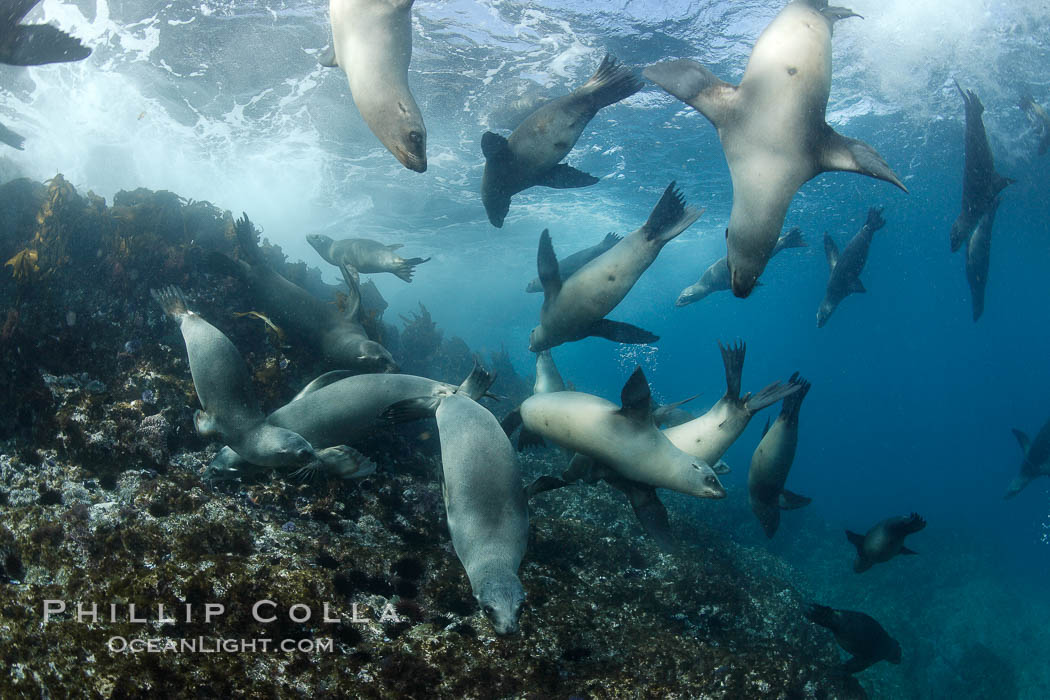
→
(151, 286, 316, 469)
(663, 341, 800, 465)
(645, 0, 906, 297)
(804, 603, 902, 674)
(0, 0, 91, 66)
(1019, 94, 1050, 156)
(515, 367, 726, 499)
(817, 207, 885, 328)
(748, 374, 812, 538)
(306, 234, 430, 283)
(205, 364, 494, 480)
(525, 232, 622, 293)
(965, 195, 999, 322)
(1004, 418, 1050, 498)
(324, 0, 426, 172)
(212, 214, 397, 374)
(846, 513, 925, 573)
(481, 54, 642, 227)
(0, 121, 24, 150)
(950, 81, 1012, 252)
(434, 392, 530, 635)
(529, 183, 702, 352)
(676, 227, 806, 307)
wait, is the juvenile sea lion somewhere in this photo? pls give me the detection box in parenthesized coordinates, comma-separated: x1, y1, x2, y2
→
(205, 364, 494, 480)
(306, 234, 430, 283)
(0, 121, 24, 150)
(965, 195, 999, 322)
(525, 232, 621, 293)
(212, 214, 397, 374)
(529, 183, 702, 352)
(1019, 93, 1050, 156)
(481, 54, 642, 227)
(151, 286, 316, 469)
(433, 393, 530, 635)
(663, 341, 800, 465)
(645, 0, 906, 297)
(514, 367, 726, 499)
(0, 0, 91, 66)
(804, 604, 902, 674)
(324, 0, 426, 172)
(817, 207, 885, 328)
(676, 227, 806, 307)
(846, 513, 926, 573)
(1004, 418, 1050, 498)
(950, 81, 1012, 252)
(748, 374, 812, 538)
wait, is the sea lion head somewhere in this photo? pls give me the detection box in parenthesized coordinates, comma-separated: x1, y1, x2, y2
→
(249, 426, 316, 467)
(674, 285, 702, 307)
(357, 340, 400, 374)
(379, 99, 427, 173)
(474, 575, 526, 636)
(816, 299, 835, 328)
(729, 258, 761, 299)
(305, 233, 333, 257)
(527, 325, 550, 353)
(683, 459, 727, 499)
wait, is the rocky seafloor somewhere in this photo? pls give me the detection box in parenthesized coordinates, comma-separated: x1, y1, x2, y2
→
(2, 175, 878, 698)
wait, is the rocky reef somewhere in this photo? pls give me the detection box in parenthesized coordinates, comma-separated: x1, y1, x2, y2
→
(0, 176, 864, 697)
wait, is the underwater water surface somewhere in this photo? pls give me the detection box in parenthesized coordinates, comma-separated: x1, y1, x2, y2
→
(2, 0, 1050, 697)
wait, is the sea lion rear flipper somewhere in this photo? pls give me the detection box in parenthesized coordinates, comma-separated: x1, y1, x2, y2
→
(780, 375, 812, 420)
(193, 410, 221, 437)
(823, 233, 839, 271)
(578, 54, 643, 110)
(842, 656, 878, 675)
(713, 459, 731, 475)
(745, 380, 801, 414)
(820, 128, 908, 192)
(499, 408, 523, 437)
(459, 361, 496, 401)
(291, 371, 356, 402)
(517, 427, 546, 451)
(394, 256, 430, 283)
(151, 285, 190, 320)
(613, 478, 675, 553)
(0, 122, 25, 150)
(203, 446, 248, 481)
(588, 319, 658, 345)
(618, 367, 652, 424)
(848, 277, 866, 294)
(537, 229, 562, 300)
(642, 182, 703, 243)
(525, 476, 570, 499)
(535, 164, 600, 190)
(778, 489, 812, 510)
(820, 5, 862, 23)
(318, 45, 338, 68)
(643, 59, 737, 127)
(382, 397, 439, 423)
(2, 24, 91, 66)
(718, 340, 745, 401)
(899, 545, 918, 555)
(845, 530, 864, 552)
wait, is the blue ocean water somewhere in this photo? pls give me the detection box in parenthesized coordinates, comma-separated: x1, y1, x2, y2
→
(3, 0, 1049, 695)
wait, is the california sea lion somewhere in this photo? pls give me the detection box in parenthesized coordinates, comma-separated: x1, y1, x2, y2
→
(516, 367, 726, 499)
(817, 207, 885, 328)
(846, 513, 925, 573)
(748, 374, 812, 538)
(432, 392, 530, 635)
(525, 232, 621, 293)
(804, 603, 902, 674)
(205, 364, 494, 480)
(1019, 94, 1050, 156)
(965, 195, 999, 322)
(663, 341, 800, 465)
(212, 214, 397, 374)
(324, 0, 426, 172)
(306, 234, 430, 283)
(645, 0, 906, 297)
(0, 0, 91, 66)
(481, 54, 642, 227)
(676, 227, 806, 307)
(1004, 418, 1050, 498)
(151, 286, 316, 469)
(950, 81, 1012, 252)
(529, 183, 702, 352)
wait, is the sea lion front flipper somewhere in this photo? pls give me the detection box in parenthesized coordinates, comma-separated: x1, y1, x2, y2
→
(899, 545, 918, 556)
(481, 131, 512, 162)
(842, 655, 878, 675)
(778, 489, 812, 510)
(605, 475, 675, 553)
(516, 428, 546, 451)
(1, 24, 92, 66)
(536, 229, 562, 300)
(525, 476, 570, 498)
(848, 277, 866, 294)
(1012, 428, 1031, 453)
(203, 446, 249, 481)
(845, 530, 865, 552)
(820, 128, 908, 192)
(0, 122, 25, 150)
(308, 445, 376, 480)
(382, 397, 440, 423)
(339, 264, 362, 319)
(291, 371, 356, 402)
(587, 319, 658, 345)
(712, 459, 731, 475)
(643, 59, 737, 127)
(318, 45, 338, 68)
(618, 366, 653, 423)
(534, 164, 599, 190)
(823, 232, 839, 271)
(652, 393, 700, 425)
(745, 380, 801, 414)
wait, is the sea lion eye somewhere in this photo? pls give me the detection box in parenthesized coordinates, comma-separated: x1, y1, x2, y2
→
(408, 130, 423, 146)
(705, 475, 719, 487)
(483, 605, 495, 617)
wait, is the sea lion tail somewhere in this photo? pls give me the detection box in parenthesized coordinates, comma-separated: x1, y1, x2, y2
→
(578, 54, 643, 110)
(150, 285, 190, 320)
(641, 182, 703, 243)
(394, 256, 431, 283)
(718, 340, 745, 401)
